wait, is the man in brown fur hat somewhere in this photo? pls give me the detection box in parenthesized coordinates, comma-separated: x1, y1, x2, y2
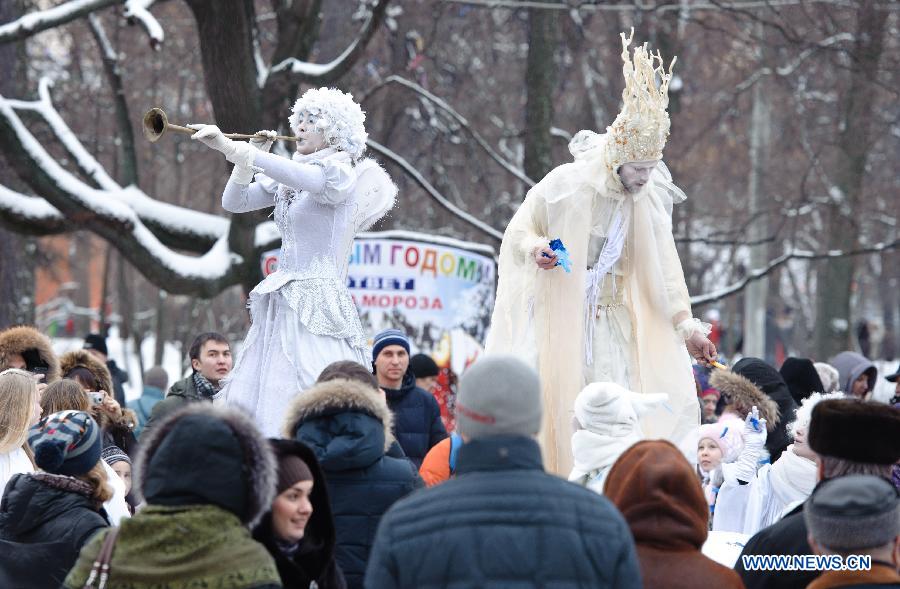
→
(735, 398, 900, 589)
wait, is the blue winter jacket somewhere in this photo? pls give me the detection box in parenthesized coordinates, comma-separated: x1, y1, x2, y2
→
(284, 378, 423, 589)
(364, 435, 643, 589)
(127, 385, 165, 438)
(381, 370, 447, 468)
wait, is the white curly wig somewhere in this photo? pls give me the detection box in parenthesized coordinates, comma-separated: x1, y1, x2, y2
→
(288, 87, 367, 161)
(787, 391, 845, 438)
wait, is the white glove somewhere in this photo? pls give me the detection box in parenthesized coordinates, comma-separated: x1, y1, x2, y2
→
(188, 124, 254, 166)
(250, 130, 277, 153)
(726, 406, 768, 484)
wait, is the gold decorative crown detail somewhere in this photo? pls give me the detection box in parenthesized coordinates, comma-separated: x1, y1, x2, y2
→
(605, 29, 676, 170)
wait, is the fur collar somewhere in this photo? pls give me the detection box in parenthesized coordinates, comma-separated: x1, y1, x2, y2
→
(281, 379, 396, 452)
(710, 370, 780, 429)
(31, 472, 95, 499)
(59, 349, 113, 395)
(0, 325, 61, 383)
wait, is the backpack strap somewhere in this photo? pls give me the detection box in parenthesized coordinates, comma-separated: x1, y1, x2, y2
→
(448, 433, 463, 474)
(82, 526, 119, 589)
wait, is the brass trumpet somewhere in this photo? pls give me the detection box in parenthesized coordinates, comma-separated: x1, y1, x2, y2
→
(142, 108, 298, 143)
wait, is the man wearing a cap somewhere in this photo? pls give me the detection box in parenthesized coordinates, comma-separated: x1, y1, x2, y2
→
(735, 399, 900, 589)
(805, 475, 900, 589)
(365, 355, 641, 588)
(371, 329, 447, 468)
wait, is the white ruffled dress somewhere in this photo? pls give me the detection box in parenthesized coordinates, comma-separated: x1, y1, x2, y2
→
(218, 147, 394, 436)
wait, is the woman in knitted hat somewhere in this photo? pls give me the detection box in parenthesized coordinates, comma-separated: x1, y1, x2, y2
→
(188, 88, 397, 437)
(0, 410, 110, 588)
(254, 439, 346, 589)
(40, 378, 133, 525)
(0, 368, 42, 500)
(64, 404, 282, 589)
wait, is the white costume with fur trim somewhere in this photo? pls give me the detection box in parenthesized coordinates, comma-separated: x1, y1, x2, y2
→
(218, 148, 395, 436)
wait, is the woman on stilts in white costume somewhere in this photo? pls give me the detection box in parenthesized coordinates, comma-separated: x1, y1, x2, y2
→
(189, 88, 397, 436)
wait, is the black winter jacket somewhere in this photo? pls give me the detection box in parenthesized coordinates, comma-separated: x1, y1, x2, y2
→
(364, 435, 643, 589)
(0, 473, 109, 589)
(381, 371, 447, 468)
(735, 501, 817, 589)
(284, 379, 423, 589)
(253, 439, 346, 589)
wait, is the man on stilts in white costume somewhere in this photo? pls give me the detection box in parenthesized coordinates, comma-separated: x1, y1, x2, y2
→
(189, 88, 397, 436)
(486, 31, 717, 475)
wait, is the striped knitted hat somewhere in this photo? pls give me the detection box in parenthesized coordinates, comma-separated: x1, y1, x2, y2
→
(372, 328, 410, 361)
(28, 410, 102, 477)
(101, 444, 131, 467)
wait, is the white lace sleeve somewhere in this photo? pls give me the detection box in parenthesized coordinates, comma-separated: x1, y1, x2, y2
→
(222, 178, 277, 213)
(250, 151, 357, 206)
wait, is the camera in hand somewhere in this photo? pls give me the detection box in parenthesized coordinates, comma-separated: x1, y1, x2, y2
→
(88, 392, 105, 405)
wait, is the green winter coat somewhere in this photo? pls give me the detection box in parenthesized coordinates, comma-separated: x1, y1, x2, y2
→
(64, 504, 281, 589)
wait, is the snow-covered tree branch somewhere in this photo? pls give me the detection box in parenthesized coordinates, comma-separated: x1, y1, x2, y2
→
(0, 81, 245, 296)
(267, 0, 392, 85)
(691, 238, 900, 306)
(363, 75, 535, 187)
(0, 0, 119, 45)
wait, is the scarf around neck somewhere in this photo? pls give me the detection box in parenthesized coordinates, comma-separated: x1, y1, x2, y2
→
(192, 371, 219, 398)
(569, 429, 639, 485)
(769, 444, 817, 506)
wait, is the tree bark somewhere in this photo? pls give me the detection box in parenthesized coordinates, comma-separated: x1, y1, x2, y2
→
(812, 0, 886, 359)
(0, 0, 34, 329)
(743, 22, 771, 360)
(523, 1, 560, 182)
(184, 0, 265, 295)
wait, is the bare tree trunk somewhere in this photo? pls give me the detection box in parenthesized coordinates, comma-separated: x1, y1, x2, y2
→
(154, 290, 167, 366)
(523, 1, 560, 182)
(184, 0, 265, 296)
(0, 0, 34, 329)
(813, 0, 886, 359)
(743, 23, 771, 360)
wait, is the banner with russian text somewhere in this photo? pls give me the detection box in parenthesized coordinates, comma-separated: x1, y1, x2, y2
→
(261, 230, 495, 431)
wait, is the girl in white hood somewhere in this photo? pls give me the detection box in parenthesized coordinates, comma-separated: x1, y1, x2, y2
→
(568, 382, 668, 494)
(739, 391, 844, 535)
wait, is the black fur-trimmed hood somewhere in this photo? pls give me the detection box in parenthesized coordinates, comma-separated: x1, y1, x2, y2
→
(133, 403, 276, 528)
(282, 378, 396, 453)
(710, 369, 780, 430)
(0, 325, 60, 383)
(59, 349, 113, 395)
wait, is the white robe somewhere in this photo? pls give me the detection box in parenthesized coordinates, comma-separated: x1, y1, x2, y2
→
(486, 133, 700, 475)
